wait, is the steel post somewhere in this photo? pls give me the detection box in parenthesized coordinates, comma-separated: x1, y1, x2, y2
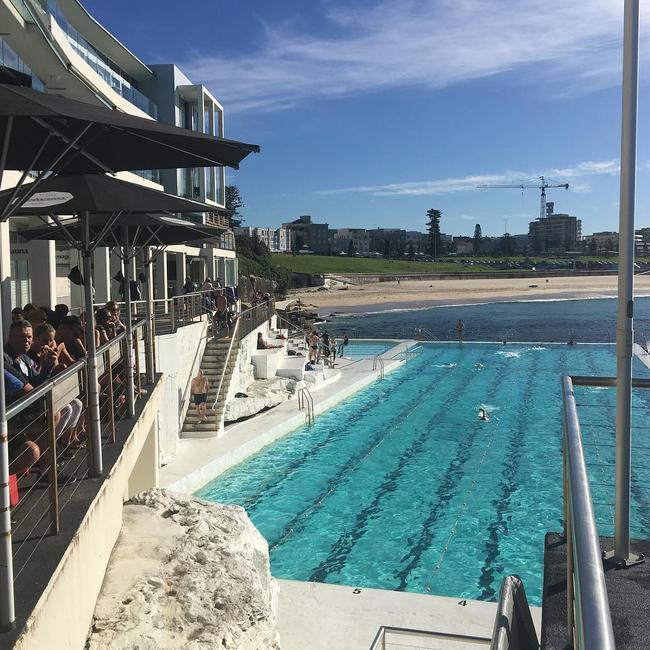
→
(613, 0, 641, 565)
(144, 254, 155, 384)
(82, 213, 103, 476)
(0, 287, 15, 630)
(123, 230, 135, 417)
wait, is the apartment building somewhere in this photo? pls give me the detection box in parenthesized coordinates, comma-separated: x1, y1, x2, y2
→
(582, 231, 619, 254)
(282, 215, 330, 254)
(331, 228, 370, 255)
(0, 0, 238, 309)
(234, 226, 293, 253)
(528, 209, 582, 254)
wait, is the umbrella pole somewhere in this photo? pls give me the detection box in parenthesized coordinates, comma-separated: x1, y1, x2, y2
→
(144, 252, 155, 385)
(82, 212, 103, 477)
(123, 230, 136, 417)
(0, 288, 15, 630)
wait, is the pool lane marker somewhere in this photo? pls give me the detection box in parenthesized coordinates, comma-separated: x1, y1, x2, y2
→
(266, 348, 469, 552)
(307, 349, 504, 584)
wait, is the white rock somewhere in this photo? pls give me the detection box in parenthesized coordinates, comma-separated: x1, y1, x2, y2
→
(224, 376, 297, 422)
(86, 488, 280, 650)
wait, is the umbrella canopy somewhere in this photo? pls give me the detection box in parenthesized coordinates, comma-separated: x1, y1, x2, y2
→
(0, 84, 260, 173)
(0, 173, 222, 217)
(22, 212, 225, 248)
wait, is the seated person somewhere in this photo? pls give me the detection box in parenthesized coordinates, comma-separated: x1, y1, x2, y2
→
(49, 303, 69, 329)
(257, 332, 282, 350)
(4, 319, 57, 386)
(4, 370, 40, 475)
(95, 308, 115, 345)
(104, 301, 126, 335)
(30, 323, 75, 370)
(24, 308, 47, 329)
(55, 316, 86, 360)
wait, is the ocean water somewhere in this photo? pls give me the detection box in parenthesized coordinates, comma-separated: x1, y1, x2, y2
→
(322, 296, 650, 343)
(197, 343, 650, 605)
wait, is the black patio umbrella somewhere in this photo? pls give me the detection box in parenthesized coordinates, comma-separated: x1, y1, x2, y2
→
(23, 212, 226, 404)
(0, 83, 260, 219)
(0, 82, 258, 629)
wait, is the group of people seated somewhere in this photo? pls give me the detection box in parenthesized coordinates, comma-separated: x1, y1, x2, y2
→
(4, 299, 134, 486)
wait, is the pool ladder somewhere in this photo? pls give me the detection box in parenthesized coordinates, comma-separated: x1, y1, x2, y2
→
(373, 355, 385, 380)
(297, 387, 315, 424)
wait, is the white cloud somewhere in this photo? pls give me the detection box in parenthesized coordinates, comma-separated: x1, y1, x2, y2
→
(315, 159, 620, 197)
(182, 0, 646, 113)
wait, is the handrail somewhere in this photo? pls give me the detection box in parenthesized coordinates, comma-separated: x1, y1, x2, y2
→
(297, 386, 314, 424)
(372, 355, 385, 380)
(369, 625, 491, 649)
(211, 317, 241, 414)
(561, 376, 615, 650)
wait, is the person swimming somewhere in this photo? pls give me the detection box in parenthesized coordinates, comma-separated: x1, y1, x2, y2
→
(478, 408, 490, 421)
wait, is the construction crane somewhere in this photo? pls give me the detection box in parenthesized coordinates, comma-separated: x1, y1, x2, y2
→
(477, 175, 569, 220)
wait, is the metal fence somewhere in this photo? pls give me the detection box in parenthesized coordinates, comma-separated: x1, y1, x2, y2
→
(4, 318, 147, 626)
(561, 376, 616, 650)
(239, 302, 274, 338)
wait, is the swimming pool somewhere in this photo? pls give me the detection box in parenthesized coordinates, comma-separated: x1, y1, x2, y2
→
(340, 339, 399, 358)
(197, 343, 650, 605)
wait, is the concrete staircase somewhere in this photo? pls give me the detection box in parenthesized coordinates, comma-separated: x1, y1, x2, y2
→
(181, 334, 240, 438)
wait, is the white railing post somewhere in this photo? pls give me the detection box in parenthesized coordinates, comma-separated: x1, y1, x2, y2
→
(613, 0, 641, 566)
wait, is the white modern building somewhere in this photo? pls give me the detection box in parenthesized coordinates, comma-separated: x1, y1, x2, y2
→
(0, 0, 238, 312)
(234, 226, 293, 253)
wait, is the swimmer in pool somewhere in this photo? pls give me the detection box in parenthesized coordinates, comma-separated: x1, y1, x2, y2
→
(475, 363, 484, 369)
(478, 408, 490, 421)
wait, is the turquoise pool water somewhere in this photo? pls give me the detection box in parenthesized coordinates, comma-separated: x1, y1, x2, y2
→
(197, 343, 650, 604)
(341, 339, 398, 358)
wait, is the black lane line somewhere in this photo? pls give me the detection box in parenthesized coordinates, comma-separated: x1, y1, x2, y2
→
(390, 360, 512, 592)
(267, 350, 474, 551)
(237, 352, 440, 512)
(308, 352, 503, 583)
(475, 350, 554, 601)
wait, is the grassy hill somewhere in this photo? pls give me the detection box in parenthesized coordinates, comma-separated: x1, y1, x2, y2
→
(270, 255, 496, 274)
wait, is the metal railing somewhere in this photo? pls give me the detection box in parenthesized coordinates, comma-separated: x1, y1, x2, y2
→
(369, 575, 537, 650)
(561, 375, 616, 650)
(372, 355, 385, 380)
(239, 302, 274, 338)
(211, 317, 241, 417)
(297, 387, 314, 424)
(4, 318, 147, 624)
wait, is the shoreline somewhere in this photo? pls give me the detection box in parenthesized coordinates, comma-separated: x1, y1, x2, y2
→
(286, 274, 650, 315)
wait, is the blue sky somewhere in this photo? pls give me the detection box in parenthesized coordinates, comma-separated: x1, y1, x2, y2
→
(84, 0, 650, 236)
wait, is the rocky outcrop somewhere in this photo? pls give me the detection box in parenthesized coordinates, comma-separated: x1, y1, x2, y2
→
(86, 489, 280, 650)
(225, 377, 302, 423)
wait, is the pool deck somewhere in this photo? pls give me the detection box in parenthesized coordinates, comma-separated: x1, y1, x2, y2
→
(159, 340, 413, 494)
(277, 579, 542, 649)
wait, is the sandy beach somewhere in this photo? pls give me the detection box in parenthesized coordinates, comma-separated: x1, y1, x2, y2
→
(289, 274, 650, 314)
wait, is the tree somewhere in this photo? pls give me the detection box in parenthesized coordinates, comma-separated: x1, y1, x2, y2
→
(473, 224, 482, 255)
(225, 185, 244, 227)
(426, 209, 443, 259)
(347, 239, 356, 256)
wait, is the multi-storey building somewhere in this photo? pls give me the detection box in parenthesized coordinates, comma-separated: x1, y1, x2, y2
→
(282, 216, 330, 255)
(582, 231, 619, 255)
(234, 226, 293, 253)
(528, 206, 582, 254)
(404, 231, 428, 255)
(331, 228, 370, 255)
(0, 0, 238, 310)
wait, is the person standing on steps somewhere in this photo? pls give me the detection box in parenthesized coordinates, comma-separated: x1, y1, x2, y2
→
(191, 369, 209, 424)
